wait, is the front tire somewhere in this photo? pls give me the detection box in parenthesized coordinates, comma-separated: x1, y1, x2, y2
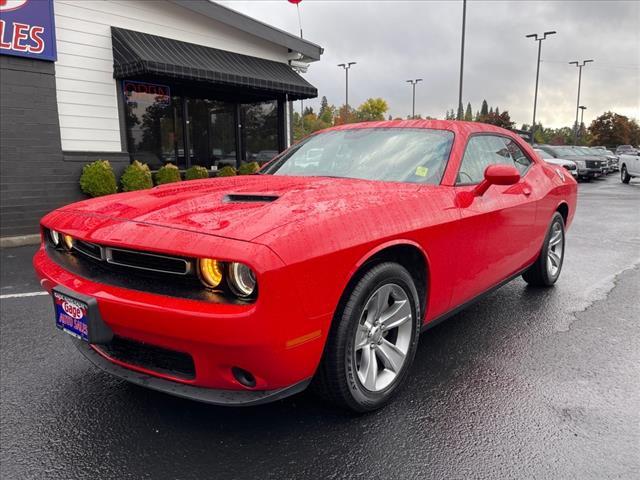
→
(314, 262, 421, 412)
(621, 165, 631, 184)
(523, 212, 565, 287)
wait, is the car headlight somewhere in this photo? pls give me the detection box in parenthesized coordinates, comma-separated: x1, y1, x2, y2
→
(198, 258, 223, 289)
(63, 234, 74, 250)
(228, 262, 257, 297)
(574, 159, 586, 168)
(49, 229, 61, 246)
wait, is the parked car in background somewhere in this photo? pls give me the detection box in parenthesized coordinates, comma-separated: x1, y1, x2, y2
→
(533, 148, 578, 178)
(34, 120, 577, 412)
(592, 148, 619, 172)
(619, 151, 640, 184)
(575, 146, 614, 173)
(616, 145, 638, 156)
(536, 145, 605, 181)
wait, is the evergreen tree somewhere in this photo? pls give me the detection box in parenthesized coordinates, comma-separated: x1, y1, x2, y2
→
(475, 110, 480, 121)
(495, 107, 500, 116)
(464, 102, 473, 121)
(489, 107, 494, 115)
(480, 100, 489, 117)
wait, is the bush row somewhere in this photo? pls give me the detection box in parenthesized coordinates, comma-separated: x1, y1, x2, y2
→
(79, 161, 260, 197)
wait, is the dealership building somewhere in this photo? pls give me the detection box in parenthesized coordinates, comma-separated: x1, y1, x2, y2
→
(0, 0, 322, 240)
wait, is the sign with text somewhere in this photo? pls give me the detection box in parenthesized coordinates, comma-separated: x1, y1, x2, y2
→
(123, 80, 171, 107)
(0, 0, 57, 61)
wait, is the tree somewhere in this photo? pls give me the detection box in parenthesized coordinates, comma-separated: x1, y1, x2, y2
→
(478, 110, 514, 129)
(474, 110, 480, 121)
(318, 96, 334, 125)
(480, 99, 489, 117)
(456, 103, 464, 120)
(464, 102, 473, 121)
(489, 107, 494, 115)
(588, 111, 639, 148)
(302, 106, 314, 116)
(356, 98, 389, 122)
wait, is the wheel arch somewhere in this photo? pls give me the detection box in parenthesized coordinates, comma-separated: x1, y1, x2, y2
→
(556, 202, 569, 225)
(338, 240, 430, 322)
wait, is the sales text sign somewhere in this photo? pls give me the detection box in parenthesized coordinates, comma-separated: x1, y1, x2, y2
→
(0, 0, 57, 61)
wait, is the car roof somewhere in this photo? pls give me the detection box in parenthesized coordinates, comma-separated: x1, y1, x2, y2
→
(321, 119, 517, 137)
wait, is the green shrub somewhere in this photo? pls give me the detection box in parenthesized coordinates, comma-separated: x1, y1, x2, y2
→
(155, 163, 181, 185)
(217, 165, 237, 177)
(238, 161, 260, 175)
(79, 160, 117, 197)
(185, 165, 209, 180)
(121, 160, 153, 192)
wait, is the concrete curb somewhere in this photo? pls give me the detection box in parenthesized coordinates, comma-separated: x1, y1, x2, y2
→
(0, 234, 41, 248)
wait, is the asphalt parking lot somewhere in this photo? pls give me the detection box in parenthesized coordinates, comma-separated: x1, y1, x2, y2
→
(1, 174, 639, 479)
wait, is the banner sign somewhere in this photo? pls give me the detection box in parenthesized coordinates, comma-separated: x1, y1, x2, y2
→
(123, 80, 171, 107)
(0, 0, 57, 61)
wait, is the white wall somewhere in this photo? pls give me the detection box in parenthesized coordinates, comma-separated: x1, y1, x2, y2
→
(54, 0, 291, 152)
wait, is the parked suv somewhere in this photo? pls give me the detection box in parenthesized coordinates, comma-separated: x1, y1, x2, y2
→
(616, 145, 638, 155)
(533, 148, 578, 178)
(536, 145, 605, 181)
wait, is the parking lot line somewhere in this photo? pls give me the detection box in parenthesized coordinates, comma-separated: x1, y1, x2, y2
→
(0, 291, 48, 300)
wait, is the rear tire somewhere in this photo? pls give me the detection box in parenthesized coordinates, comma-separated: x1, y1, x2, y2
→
(523, 212, 565, 287)
(621, 165, 631, 184)
(314, 262, 421, 412)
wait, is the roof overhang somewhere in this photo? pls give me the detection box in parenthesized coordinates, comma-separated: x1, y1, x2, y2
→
(168, 0, 323, 62)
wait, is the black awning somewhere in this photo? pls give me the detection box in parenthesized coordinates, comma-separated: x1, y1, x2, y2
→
(111, 27, 317, 100)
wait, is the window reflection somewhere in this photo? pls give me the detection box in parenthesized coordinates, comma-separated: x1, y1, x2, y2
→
(242, 101, 278, 165)
(124, 82, 183, 169)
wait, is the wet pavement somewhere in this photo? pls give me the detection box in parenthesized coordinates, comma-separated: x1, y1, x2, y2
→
(1, 174, 639, 479)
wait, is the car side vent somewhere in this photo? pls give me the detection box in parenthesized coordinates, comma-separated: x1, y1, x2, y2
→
(224, 194, 279, 203)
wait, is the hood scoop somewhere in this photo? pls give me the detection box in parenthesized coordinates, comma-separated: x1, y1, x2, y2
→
(223, 193, 279, 204)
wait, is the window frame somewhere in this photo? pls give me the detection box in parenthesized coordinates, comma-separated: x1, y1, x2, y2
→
(455, 132, 535, 186)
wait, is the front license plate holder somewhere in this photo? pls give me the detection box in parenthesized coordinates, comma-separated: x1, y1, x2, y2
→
(52, 286, 113, 344)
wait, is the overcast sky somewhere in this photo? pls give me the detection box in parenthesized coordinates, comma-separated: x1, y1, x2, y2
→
(219, 0, 639, 128)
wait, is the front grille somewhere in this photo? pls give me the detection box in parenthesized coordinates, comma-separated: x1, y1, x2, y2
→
(96, 336, 195, 380)
(585, 160, 601, 168)
(74, 239, 104, 260)
(105, 247, 190, 275)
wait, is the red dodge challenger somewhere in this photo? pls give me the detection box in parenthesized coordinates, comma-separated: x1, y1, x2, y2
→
(34, 120, 577, 412)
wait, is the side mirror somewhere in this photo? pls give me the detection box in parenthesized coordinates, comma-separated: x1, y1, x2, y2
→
(473, 164, 520, 197)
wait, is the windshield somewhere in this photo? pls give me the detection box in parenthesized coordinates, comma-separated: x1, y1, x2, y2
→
(550, 146, 581, 157)
(262, 128, 454, 184)
(534, 148, 553, 159)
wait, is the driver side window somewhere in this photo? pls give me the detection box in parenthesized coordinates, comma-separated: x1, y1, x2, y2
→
(457, 135, 512, 184)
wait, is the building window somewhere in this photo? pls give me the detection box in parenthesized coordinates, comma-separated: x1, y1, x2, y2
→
(123, 81, 183, 169)
(122, 81, 283, 170)
(242, 100, 279, 165)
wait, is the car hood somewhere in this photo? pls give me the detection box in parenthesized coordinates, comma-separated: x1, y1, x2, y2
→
(59, 175, 420, 242)
(544, 158, 575, 166)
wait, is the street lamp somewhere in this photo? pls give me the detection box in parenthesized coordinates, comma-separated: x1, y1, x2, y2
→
(457, 0, 467, 120)
(569, 59, 594, 144)
(406, 79, 423, 119)
(338, 62, 356, 120)
(526, 30, 556, 143)
(578, 105, 587, 140)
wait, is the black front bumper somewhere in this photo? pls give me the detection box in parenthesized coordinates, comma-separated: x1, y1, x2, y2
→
(73, 338, 311, 406)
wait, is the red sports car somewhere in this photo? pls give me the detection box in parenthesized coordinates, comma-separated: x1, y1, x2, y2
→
(34, 120, 577, 412)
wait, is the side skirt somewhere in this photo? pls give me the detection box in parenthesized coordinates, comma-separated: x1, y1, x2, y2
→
(421, 265, 533, 333)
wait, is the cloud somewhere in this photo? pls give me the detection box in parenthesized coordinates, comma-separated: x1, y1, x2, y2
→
(219, 0, 640, 128)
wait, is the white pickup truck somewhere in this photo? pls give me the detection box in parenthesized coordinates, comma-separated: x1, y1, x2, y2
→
(620, 152, 640, 183)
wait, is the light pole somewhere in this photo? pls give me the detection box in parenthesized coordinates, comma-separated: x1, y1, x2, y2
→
(457, 0, 466, 120)
(578, 105, 587, 141)
(526, 30, 556, 143)
(569, 59, 593, 144)
(338, 62, 356, 121)
(406, 79, 423, 119)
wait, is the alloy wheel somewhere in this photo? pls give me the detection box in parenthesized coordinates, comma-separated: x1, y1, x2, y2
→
(546, 222, 564, 277)
(353, 284, 413, 392)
